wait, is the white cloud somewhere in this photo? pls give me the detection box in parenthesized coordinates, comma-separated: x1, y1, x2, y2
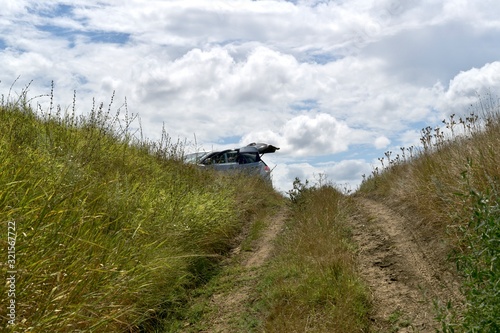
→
(374, 136, 390, 149)
(270, 158, 372, 193)
(2, 0, 29, 16)
(399, 129, 422, 149)
(446, 62, 500, 100)
(281, 113, 351, 155)
(242, 112, 379, 158)
(2, 0, 500, 192)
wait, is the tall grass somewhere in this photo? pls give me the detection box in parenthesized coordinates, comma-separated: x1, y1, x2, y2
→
(0, 84, 275, 332)
(448, 177, 500, 332)
(358, 94, 500, 332)
(258, 179, 370, 332)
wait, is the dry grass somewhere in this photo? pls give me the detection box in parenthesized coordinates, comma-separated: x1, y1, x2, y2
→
(358, 94, 500, 331)
(359, 99, 500, 241)
(258, 182, 370, 333)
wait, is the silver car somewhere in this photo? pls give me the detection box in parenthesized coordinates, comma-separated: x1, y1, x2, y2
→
(185, 143, 279, 183)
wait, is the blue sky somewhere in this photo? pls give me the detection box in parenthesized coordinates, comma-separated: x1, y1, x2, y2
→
(2, 0, 500, 193)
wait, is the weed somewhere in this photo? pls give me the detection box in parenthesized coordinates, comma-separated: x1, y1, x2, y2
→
(387, 310, 412, 332)
(260, 183, 371, 332)
(450, 175, 500, 332)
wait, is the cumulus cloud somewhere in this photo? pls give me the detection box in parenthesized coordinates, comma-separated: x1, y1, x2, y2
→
(281, 113, 351, 155)
(374, 136, 391, 149)
(425, 61, 500, 121)
(1, 0, 500, 192)
(446, 62, 500, 101)
(241, 112, 382, 158)
(363, 21, 500, 87)
(270, 158, 372, 193)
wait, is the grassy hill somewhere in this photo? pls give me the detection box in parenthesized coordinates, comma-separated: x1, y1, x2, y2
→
(356, 96, 500, 332)
(0, 86, 281, 332)
(1, 85, 498, 332)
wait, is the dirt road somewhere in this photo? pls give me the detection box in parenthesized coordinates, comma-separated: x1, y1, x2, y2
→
(350, 197, 463, 332)
(209, 207, 286, 332)
(182, 196, 463, 332)
(181, 207, 287, 333)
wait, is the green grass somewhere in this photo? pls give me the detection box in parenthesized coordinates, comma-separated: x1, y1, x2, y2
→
(163, 177, 372, 333)
(444, 176, 500, 333)
(387, 310, 411, 333)
(163, 185, 285, 332)
(257, 180, 371, 332)
(0, 86, 277, 332)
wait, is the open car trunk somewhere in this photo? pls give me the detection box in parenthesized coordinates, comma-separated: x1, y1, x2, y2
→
(246, 142, 280, 155)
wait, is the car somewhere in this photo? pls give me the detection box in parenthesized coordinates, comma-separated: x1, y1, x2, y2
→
(184, 142, 279, 183)
(183, 151, 209, 164)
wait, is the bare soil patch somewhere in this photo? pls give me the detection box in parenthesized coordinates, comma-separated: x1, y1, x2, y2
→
(350, 197, 463, 332)
(186, 207, 287, 333)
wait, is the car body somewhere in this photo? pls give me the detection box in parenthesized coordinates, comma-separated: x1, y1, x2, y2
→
(185, 143, 279, 183)
(183, 151, 209, 164)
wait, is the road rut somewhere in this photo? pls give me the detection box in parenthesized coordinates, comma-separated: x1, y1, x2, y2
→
(351, 197, 463, 332)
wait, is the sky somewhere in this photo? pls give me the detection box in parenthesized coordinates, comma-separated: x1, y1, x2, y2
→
(2, 0, 500, 193)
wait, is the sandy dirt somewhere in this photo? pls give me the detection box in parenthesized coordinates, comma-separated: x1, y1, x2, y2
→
(184, 196, 464, 332)
(195, 207, 287, 333)
(350, 197, 463, 332)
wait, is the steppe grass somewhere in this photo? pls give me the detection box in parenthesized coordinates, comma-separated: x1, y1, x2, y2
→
(163, 176, 285, 332)
(0, 85, 276, 332)
(448, 180, 500, 332)
(258, 179, 370, 332)
(358, 94, 500, 332)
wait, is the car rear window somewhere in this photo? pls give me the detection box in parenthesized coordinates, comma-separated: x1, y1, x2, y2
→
(237, 152, 260, 164)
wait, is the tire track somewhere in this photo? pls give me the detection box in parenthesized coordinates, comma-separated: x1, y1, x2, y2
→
(185, 207, 287, 333)
(351, 198, 462, 332)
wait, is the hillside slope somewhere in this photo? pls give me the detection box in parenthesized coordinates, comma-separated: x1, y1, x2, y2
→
(356, 103, 500, 332)
(0, 94, 281, 332)
(351, 197, 463, 332)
